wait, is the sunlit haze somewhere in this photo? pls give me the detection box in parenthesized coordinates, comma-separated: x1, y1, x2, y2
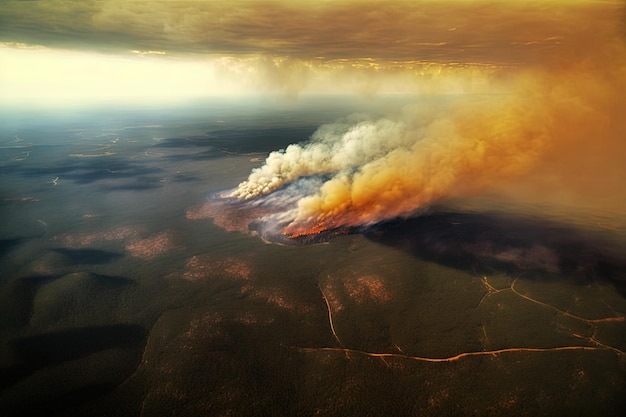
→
(3, 0, 623, 103)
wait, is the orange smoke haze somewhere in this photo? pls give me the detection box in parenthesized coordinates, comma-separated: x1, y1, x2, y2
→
(231, 2, 626, 237)
(3, 1, 625, 101)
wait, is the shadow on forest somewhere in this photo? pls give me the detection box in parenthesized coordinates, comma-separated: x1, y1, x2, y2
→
(52, 248, 123, 265)
(363, 210, 626, 296)
(0, 324, 146, 391)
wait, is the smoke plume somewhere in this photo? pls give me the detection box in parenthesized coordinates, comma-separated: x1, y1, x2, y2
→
(229, 4, 626, 239)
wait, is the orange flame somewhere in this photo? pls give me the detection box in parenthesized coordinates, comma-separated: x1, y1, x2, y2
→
(283, 222, 329, 239)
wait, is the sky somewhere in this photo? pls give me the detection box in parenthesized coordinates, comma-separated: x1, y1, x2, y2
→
(1, 0, 623, 102)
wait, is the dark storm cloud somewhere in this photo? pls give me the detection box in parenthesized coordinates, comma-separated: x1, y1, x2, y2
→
(1, 0, 621, 65)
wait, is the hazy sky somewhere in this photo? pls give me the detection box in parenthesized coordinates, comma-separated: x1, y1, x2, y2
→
(1, 0, 623, 102)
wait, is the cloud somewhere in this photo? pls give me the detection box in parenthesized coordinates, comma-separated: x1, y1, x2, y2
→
(3, 1, 623, 99)
(1, 1, 621, 64)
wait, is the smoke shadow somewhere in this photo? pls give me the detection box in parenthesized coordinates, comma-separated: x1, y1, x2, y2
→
(101, 180, 164, 191)
(14, 382, 120, 417)
(205, 126, 319, 154)
(151, 135, 216, 148)
(0, 275, 62, 331)
(170, 173, 202, 183)
(0, 238, 29, 258)
(52, 248, 123, 265)
(11, 155, 164, 185)
(0, 273, 134, 334)
(363, 210, 626, 295)
(0, 324, 146, 391)
(153, 126, 319, 156)
(84, 272, 135, 288)
(164, 150, 225, 162)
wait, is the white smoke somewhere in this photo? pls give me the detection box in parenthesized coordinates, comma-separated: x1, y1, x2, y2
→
(229, 114, 410, 200)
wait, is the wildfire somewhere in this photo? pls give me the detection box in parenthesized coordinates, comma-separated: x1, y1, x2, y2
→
(283, 222, 328, 239)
